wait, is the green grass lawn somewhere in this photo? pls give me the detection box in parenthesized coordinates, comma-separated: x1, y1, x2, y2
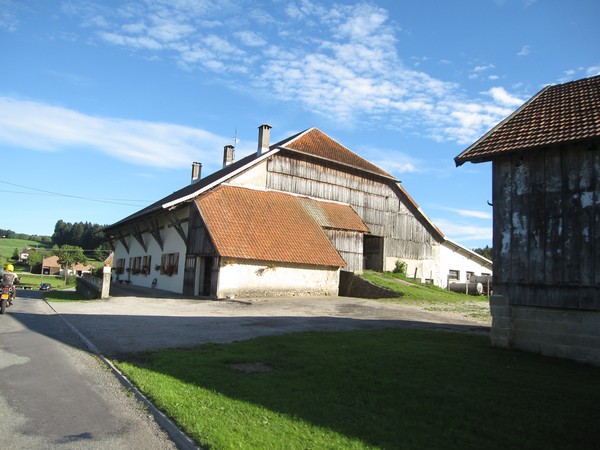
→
(115, 329, 599, 450)
(362, 270, 491, 322)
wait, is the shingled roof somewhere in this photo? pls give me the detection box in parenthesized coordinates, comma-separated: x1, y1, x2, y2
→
(455, 75, 600, 165)
(277, 128, 395, 179)
(105, 126, 396, 232)
(194, 186, 365, 267)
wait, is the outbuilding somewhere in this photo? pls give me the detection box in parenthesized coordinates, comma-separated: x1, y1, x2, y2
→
(455, 75, 600, 365)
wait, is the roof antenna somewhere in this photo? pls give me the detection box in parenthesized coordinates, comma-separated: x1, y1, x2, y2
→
(233, 126, 239, 149)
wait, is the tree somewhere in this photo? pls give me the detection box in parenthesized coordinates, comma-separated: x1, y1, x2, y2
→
(27, 250, 48, 273)
(472, 245, 492, 261)
(56, 245, 87, 282)
(94, 245, 111, 262)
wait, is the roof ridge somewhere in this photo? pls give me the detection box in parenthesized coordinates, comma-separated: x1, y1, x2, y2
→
(278, 127, 396, 180)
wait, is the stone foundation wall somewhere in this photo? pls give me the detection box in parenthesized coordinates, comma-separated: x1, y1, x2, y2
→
(76, 267, 112, 300)
(490, 295, 600, 367)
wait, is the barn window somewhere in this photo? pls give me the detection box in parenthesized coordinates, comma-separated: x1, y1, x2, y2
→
(466, 271, 474, 281)
(161, 252, 180, 276)
(448, 269, 460, 280)
(115, 258, 125, 275)
(131, 256, 142, 274)
(142, 255, 152, 275)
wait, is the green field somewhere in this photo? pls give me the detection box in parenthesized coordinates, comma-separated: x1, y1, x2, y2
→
(0, 237, 51, 266)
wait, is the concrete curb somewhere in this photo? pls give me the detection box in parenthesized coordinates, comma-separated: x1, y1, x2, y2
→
(44, 300, 201, 450)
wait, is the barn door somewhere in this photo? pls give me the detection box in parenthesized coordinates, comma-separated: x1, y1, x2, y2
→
(200, 257, 214, 296)
(182, 255, 197, 296)
(363, 235, 384, 271)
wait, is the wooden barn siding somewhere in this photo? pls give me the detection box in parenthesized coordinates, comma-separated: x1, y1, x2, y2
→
(323, 230, 363, 273)
(186, 209, 217, 256)
(493, 140, 600, 310)
(268, 155, 437, 261)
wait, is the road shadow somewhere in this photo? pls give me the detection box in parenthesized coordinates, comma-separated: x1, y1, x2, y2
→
(108, 282, 210, 300)
(10, 306, 489, 357)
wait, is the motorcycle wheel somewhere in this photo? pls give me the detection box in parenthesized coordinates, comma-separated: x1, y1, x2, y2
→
(0, 297, 5, 314)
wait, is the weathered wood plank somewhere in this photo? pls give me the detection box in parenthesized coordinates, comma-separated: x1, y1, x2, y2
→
(509, 156, 529, 284)
(493, 159, 512, 288)
(527, 153, 546, 284)
(543, 147, 563, 288)
(562, 146, 582, 289)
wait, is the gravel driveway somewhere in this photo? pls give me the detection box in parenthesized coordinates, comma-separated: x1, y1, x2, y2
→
(48, 284, 490, 356)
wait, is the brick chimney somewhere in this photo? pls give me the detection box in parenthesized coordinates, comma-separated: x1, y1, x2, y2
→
(191, 162, 202, 184)
(223, 145, 235, 168)
(257, 124, 272, 156)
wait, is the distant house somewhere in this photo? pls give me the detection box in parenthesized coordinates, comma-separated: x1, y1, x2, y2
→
(106, 125, 491, 298)
(19, 249, 35, 262)
(41, 255, 94, 276)
(455, 75, 600, 366)
(42, 256, 61, 275)
(72, 262, 95, 277)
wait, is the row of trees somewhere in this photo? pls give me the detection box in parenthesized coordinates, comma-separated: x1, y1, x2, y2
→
(52, 220, 108, 251)
(6, 221, 112, 278)
(0, 229, 52, 242)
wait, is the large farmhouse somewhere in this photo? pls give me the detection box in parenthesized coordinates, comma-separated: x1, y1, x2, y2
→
(105, 125, 491, 298)
(455, 75, 600, 366)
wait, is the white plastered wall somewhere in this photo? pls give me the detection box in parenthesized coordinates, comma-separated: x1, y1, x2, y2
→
(386, 242, 491, 288)
(217, 259, 340, 298)
(112, 208, 189, 294)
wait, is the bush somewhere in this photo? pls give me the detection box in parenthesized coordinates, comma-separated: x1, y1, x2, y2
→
(65, 275, 78, 286)
(393, 260, 407, 275)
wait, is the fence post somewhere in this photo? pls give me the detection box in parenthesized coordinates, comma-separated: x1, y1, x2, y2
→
(101, 266, 111, 299)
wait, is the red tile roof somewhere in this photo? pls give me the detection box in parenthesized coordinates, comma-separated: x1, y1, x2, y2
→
(278, 128, 394, 179)
(195, 186, 364, 267)
(455, 75, 600, 165)
(298, 198, 369, 232)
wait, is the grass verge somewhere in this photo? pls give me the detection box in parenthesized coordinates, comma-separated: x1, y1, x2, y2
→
(43, 290, 89, 302)
(114, 329, 599, 450)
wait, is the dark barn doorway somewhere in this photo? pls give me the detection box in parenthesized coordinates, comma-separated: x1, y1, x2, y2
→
(363, 235, 384, 271)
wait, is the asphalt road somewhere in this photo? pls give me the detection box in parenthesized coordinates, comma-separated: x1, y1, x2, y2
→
(0, 290, 176, 450)
(49, 283, 490, 357)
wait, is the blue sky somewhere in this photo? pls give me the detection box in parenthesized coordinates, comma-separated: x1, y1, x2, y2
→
(1, 0, 598, 249)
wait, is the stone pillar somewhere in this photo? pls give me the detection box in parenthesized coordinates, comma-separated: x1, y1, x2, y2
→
(101, 266, 112, 299)
(489, 294, 512, 348)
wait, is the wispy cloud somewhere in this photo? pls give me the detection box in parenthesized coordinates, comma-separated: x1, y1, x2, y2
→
(469, 64, 496, 80)
(0, 0, 21, 32)
(557, 65, 600, 83)
(486, 87, 524, 107)
(0, 96, 226, 169)
(517, 45, 530, 57)
(432, 218, 493, 243)
(440, 207, 493, 220)
(57, 0, 523, 146)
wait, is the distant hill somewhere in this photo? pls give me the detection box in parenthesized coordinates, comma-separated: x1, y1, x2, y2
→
(0, 237, 52, 266)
